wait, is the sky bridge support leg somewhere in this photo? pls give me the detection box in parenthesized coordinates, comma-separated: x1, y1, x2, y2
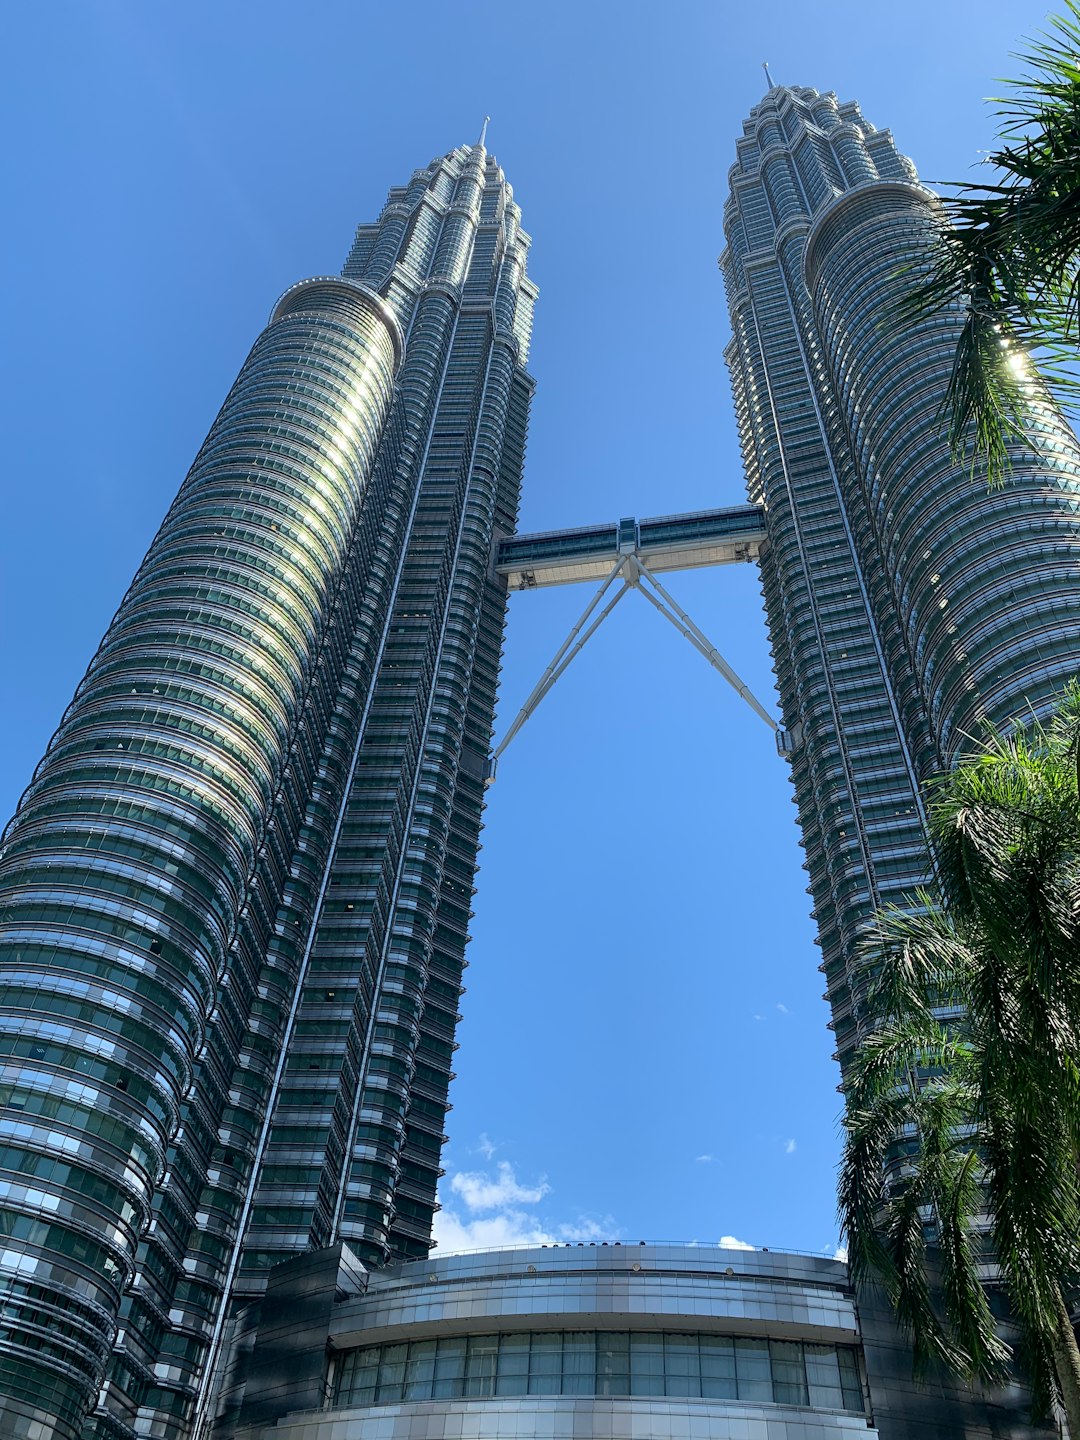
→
(485, 551, 780, 785)
(487, 559, 630, 781)
(626, 556, 778, 731)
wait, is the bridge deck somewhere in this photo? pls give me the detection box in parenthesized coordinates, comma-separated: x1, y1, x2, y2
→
(496, 504, 767, 589)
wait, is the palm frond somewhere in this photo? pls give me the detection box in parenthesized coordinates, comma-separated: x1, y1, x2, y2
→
(859, 896, 974, 1017)
(892, 0, 1080, 485)
(841, 684, 1080, 1420)
(935, 1147, 1010, 1386)
(885, 1180, 963, 1376)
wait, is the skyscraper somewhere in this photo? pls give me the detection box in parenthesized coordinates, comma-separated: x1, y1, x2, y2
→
(7, 86, 1080, 1440)
(721, 84, 1080, 1071)
(0, 136, 536, 1440)
(721, 85, 1080, 1437)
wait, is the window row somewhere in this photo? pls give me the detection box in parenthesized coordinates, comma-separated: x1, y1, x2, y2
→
(333, 1330, 864, 1412)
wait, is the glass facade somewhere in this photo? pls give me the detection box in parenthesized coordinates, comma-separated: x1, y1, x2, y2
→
(721, 87, 1080, 1075)
(721, 86, 1080, 1440)
(5, 84, 1077, 1440)
(333, 1330, 865, 1411)
(208, 1243, 879, 1440)
(0, 141, 536, 1440)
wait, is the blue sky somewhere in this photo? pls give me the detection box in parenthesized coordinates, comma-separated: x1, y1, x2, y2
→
(0, 0, 1054, 1257)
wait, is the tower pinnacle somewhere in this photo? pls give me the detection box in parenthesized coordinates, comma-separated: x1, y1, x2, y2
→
(478, 114, 490, 147)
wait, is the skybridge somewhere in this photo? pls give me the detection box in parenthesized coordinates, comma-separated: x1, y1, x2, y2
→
(487, 503, 794, 782)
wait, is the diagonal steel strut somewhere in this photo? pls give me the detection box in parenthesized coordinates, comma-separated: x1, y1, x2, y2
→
(486, 551, 778, 783)
(488, 559, 631, 780)
(625, 555, 777, 731)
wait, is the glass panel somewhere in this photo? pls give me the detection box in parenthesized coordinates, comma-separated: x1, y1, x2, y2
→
(630, 1333, 665, 1395)
(333, 1350, 356, 1403)
(527, 1337, 561, 1391)
(497, 1333, 529, 1396)
(664, 1333, 700, 1396)
(735, 1337, 772, 1402)
(837, 1347, 865, 1412)
(699, 1335, 738, 1400)
(336, 1347, 383, 1405)
(404, 1339, 437, 1400)
(805, 1343, 844, 1409)
(770, 1340, 808, 1406)
(528, 1331, 562, 1394)
(431, 1336, 467, 1399)
(465, 1335, 499, 1397)
(596, 1332, 629, 1396)
(376, 1342, 407, 1403)
(334, 1331, 867, 1411)
(561, 1332, 596, 1395)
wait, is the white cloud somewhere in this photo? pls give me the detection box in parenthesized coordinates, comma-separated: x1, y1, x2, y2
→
(553, 1214, 615, 1244)
(450, 1161, 549, 1213)
(719, 1234, 756, 1251)
(432, 1208, 618, 1254)
(695, 1154, 715, 1163)
(433, 1155, 618, 1256)
(832, 1244, 848, 1263)
(472, 1133, 497, 1161)
(784, 1138, 797, 1154)
(776, 1002, 790, 1015)
(433, 1207, 553, 1252)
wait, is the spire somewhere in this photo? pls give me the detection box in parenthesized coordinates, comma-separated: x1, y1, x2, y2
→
(762, 61, 775, 90)
(477, 115, 490, 148)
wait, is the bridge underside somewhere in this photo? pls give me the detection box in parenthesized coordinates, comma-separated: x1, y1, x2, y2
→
(487, 503, 790, 778)
(496, 504, 767, 589)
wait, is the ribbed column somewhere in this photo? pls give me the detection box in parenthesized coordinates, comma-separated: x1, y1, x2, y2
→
(0, 278, 401, 1440)
(721, 103, 932, 1080)
(830, 124, 877, 186)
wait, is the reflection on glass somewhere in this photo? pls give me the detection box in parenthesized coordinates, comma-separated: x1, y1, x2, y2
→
(333, 1330, 865, 1412)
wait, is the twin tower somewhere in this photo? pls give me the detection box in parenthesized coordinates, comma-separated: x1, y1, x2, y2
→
(2, 91, 1080, 1440)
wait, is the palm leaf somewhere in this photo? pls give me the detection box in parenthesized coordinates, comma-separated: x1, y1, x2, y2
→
(893, 1, 1080, 484)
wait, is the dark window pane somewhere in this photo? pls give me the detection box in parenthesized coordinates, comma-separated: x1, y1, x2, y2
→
(528, 1332, 561, 1394)
(404, 1339, 437, 1400)
(771, 1340, 808, 1406)
(464, 1335, 499, 1398)
(596, 1333, 629, 1396)
(562, 1332, 595, 1395)
(735, 1338, 772, 1402)
(837, 1347, 865, 1411)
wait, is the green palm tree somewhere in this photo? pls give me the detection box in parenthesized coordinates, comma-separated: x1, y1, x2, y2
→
(904, 3, 1080, 484)
(838, 695, 1080, 1432)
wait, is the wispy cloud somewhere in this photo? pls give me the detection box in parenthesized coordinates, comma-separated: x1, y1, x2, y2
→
(450, 1160, 548, 1212)
(434, 1207, 553, 1251)
(433, 1154, 618, 1255)
(784, 1138, 797, 1154)
(832, 1244, 848, 1263)
(472, 1133, 498, 1161)
(719, 1234, 756, 1251)
(695, 1153, 715, 1163)
(776, 1002, 790, 1015)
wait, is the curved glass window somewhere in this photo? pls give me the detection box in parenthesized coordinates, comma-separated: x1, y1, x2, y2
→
(333, 1330, 865, 1412)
